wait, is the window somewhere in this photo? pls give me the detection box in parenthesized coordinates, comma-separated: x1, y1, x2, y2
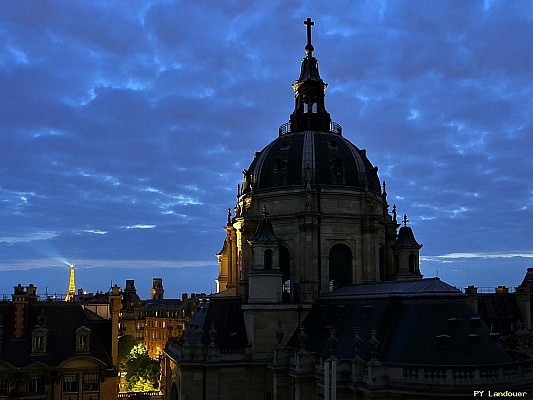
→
(83, 373, 100, 392)
(409, 254, 416, 273)
(62, 375, 79, 393)
(264, 249, 273, 270)
(76, 326, 91, 352)
(0, 379, 9, 395)
(28, 378, 44, 394)
(280, 245, 291, 302)
(31, 327, 49, 355)
(329, 244, 352, 288)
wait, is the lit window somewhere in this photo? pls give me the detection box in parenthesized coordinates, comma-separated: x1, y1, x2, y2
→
(83, 373, 100, 392)
(62, 374, 79, 393)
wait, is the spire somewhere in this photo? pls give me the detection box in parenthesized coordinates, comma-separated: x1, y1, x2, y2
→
(65, 264, 76, 301)
(250, 206, 279, 242)
(394, 215, 422, 249)
(289, 17, 332, 133)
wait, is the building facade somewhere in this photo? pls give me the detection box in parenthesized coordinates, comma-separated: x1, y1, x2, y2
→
(0, 284, 121, 400)
(162, 19, 533, 400)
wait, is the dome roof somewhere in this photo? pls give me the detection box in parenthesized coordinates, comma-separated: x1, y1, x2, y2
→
(240, 18, 381, 196)
(242, 128, 381, 194)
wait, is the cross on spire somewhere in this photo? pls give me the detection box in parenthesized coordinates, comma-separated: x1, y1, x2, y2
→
(304, 17, 315, 55)
(402, 214, 409, 227)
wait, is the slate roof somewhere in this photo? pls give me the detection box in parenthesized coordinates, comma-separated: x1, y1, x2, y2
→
(393, 226, 422, 248)
(321, 277, 462, 299)
(288, 278, 526, 366)
(250, 215, 279, 242)
(242, 131, 381, 195)
(476, 293, 523, 335)
(184, 297, 247, 348)
(0, 302, 114, 368)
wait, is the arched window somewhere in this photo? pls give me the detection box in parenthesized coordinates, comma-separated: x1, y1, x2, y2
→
(329, 244, 352, 290)
(280, 245, 291, 302)
(409, 254, 416, 273)
(264, 249, 273, 270)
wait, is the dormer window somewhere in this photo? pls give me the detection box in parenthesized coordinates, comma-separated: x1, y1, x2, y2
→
(76, 326, 91, 352)
(31, 326, 49, 356)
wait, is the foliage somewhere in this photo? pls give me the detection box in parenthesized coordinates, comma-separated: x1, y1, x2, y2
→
(120, 341, 161, 392)
(118, 335, 136, 371)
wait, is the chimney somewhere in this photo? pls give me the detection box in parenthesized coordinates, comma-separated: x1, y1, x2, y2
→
(151, 278, 164, 300)
(12, 284, 39, 339)
(125, 279, 136, 292)
(109, 285, 122, 367)
(182, 293, 188, 301)
(0, 315, 4, 353)
(495, 285, 509, 294)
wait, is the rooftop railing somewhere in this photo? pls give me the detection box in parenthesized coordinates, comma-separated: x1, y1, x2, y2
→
(278, 121, 342, 136)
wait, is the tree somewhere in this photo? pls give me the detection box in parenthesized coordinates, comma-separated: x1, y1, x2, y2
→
(118, 335, 136, 371)
(123, 343, 161, 392)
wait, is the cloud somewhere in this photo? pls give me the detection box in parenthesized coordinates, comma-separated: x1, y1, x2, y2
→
(0, 231, 59, 244)
(0, 1, 531, 294)
(424, 252, 533, 261)
(125, 225, 156, 230)
(0, 258, 215, 272)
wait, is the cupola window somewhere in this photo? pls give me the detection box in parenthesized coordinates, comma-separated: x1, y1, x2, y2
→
(409, 254, 416, 273)
(264, 249, 273, 270)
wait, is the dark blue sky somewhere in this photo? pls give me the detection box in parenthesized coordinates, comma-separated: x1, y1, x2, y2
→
(0, 1, 532, 298)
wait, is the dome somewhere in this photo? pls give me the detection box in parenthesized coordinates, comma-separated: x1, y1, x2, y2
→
(242, 128, 381, 194)
(240, 20, 381, 196)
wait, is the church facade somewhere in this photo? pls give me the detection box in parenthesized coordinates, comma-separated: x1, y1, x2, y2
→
(162, 19, 533, 400)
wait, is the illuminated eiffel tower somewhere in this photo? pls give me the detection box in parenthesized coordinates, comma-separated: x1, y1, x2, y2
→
(65, 264, 76, 301)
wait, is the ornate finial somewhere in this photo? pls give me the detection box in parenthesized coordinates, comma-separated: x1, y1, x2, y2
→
(209, 322, 217, 346)
(298, 325, 307, 350)
(326, 326, 338, 357)
(237, 183, 241, 198)
(392, 204, 397, 222)
(352, 327, 363, 359)
(403, 214, 409, 227)
(304, 17, 314, 55)
(368, 328, 380, 360)
(196, 325, 204, 346)
(262, 205, 268, 218)
(37, 309, 48, 327)
(382, 180, 387, 194)
(227, 207, 232, 225)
